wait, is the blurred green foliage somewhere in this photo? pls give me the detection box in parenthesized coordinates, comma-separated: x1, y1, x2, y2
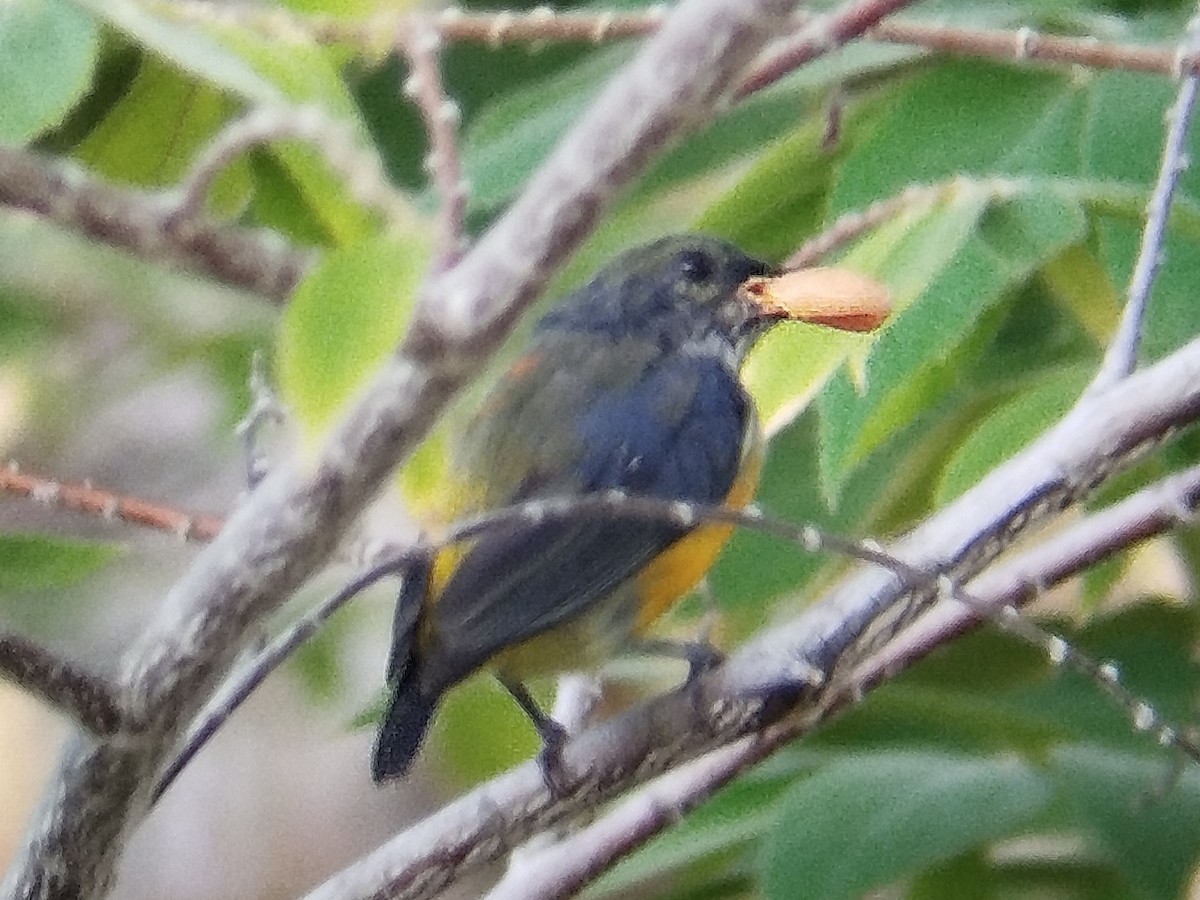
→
(2, 0, 1200, 897)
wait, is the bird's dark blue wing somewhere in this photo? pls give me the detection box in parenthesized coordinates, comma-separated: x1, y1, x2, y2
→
(425, 352, 750, 679)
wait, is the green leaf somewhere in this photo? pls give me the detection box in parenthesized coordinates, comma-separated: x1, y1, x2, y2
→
(460, 46, 630, 215)
(270, 141, 379, 247)
(275, 0, 380, 13)
(1039, 243, 1123, 344)
(760, 751, 1052, 900)
(587, 762, 813, 899)
(1048, 745, 1200, 900)
(0, 533, 123, 589)
(692, 92, 890, 262)
(817, 188, 1087, 503)
(75, 55, 244, 200)
(0, 0, 99, 143)
(746, 183, 988, 440)
(1082, 71, 1200, 203)
(77, 0, 283, 103)
(78, 0, 381, 243)
(435, 673, 544, 783)
(290, 607, 347, 702)
(277, 232, 430, 440)
(933, 364, 1092, 505)
(829, 61, 1086, 215)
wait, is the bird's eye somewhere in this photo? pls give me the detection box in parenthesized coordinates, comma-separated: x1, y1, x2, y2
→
(675, 249, 715, 284)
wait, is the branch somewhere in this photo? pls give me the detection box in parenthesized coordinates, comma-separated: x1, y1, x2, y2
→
(0, 145, 311, 303)
(872, 463, 1200, 682)
(0, 634, 123, 736)
(741, 15, 1200, 96)
(0, 1, 825, 897)
(1092, 6, 1200, 388)
(784, 179, 958, 269)
(867, 18, 1192, 77)
(0, 464, 223, 542)
(299, 334, 1200, 900)
(162, 3, 1200, 83)
(147, 488, 940, 803)
(174, 104, 417, 234)
(484, 736, 767, 900)
(397, 19, 468, 269)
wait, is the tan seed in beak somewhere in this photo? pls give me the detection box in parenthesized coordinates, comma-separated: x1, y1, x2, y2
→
(744, 267, 892, 333)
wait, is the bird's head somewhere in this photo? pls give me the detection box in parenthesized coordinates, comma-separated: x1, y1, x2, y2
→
(535, 235, 785, 361)
(537, 234, 892, 364)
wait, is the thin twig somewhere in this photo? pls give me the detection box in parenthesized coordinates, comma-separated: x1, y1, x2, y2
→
(734, 0, 920, 101)
(784, 179, 967, 269)
(0, 463, 223, 542)
(869, 462, 1200, 687)
(234, 351, 285, 490)
(156, 2, 1200, 84)
(1092, 7, 1200, 388)
(173, 105, 417, 235)
(149, 556, 413, 802)
(397, 19, 468, 269)
(0, 634, 123, 736)
(868, 19, 1184, 76)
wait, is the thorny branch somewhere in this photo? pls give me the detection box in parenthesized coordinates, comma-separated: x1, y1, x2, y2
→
(0, 466, 223, 543)
(397, 19, 469, 269)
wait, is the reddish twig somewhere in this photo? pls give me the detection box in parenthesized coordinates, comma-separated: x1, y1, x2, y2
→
(0, 464, 224, 542)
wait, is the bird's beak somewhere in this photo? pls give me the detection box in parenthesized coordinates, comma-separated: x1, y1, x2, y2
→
(742, 267, 892, 334)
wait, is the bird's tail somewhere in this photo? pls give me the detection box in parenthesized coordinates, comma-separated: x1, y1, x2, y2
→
(373, 662, 438, 782)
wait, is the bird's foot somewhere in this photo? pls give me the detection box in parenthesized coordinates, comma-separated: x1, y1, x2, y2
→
(534, 717, 572, 797)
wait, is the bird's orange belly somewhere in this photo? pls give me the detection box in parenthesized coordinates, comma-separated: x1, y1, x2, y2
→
(632, 440, 764, 631)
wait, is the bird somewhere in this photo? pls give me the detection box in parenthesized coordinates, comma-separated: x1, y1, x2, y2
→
(373, 234, 871, 782)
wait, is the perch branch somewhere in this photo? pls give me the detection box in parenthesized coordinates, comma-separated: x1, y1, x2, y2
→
(493, 461, 1200, 900)
(300, 333, 1200, 900)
